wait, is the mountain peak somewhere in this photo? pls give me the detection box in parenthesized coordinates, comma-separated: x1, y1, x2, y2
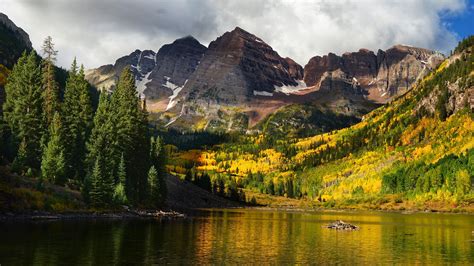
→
(389, 44, 434, 54)
(174, 35, 199, 44)
(232, 26, 247, 33)
(228, 26, 263, 42)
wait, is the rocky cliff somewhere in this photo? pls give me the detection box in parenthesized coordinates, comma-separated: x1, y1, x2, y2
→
(85, 36, 207, 110)
(304, 45, 444, 103)
(179, 27, 304, 106)
(0, 13, 32, 69)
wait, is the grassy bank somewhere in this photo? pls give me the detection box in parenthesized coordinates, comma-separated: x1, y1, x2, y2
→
(244, 189, 474, 213)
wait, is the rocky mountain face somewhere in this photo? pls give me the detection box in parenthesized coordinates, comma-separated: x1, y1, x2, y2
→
(180, 27, 304, 105)
(0, 13, 32, 69)
(304, 45, 444, 103)
(85, 36, 206, 110)
(86, 27, 443, 133)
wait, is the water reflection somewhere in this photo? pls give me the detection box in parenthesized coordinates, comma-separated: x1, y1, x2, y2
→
(0, 209, 472, 264)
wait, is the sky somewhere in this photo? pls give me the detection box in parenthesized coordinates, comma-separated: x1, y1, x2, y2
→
(0, 0, 472, 69)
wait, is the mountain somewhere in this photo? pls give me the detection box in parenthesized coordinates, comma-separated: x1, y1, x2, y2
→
(85, 36, 207, 109)
(0, 13, 33, 110)
(86, 27, 442, 133)
(173, 36, 474, 211)
(0, 13, 32, 69)
(304, 45, 445, 103)
(180, 27, 304, 105)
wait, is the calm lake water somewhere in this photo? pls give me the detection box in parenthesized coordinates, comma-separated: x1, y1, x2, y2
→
(0, 209, 473, 264)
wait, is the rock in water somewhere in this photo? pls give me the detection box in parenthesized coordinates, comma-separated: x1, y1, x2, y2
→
(326, 220, 359, 231)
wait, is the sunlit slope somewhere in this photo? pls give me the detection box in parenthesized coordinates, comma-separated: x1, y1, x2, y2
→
(292, 36, 473, 205)
(169, 37, 473, 209)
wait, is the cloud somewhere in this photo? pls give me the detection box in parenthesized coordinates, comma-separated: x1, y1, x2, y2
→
(0, 0, 467, 68)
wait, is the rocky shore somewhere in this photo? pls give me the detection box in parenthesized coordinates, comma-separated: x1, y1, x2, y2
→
(0, 209, 186, 221)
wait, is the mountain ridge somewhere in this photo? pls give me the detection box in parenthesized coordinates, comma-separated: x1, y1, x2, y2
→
(85, 27, 444, 133)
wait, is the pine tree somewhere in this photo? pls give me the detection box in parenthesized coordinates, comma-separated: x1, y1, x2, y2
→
(62, 59, 93, 180)
(109, 68, 150, 203)
(3, 51, 44, 169)
(78, 65, 93, 134)
(41, 112, 66, 185)
(41, 36, 60, 129)
(11, 138, 27, 173)
(117, 154, 127, 185)
(89, 155, 113, 207)
(147, 165, 164, 207)
(86, 91, 116, 180)
(113, 155, 128, 205)
(150, 136, 167, 202)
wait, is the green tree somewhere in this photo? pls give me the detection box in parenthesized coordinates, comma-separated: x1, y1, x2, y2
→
(86, 92, 116, 184)
(11, 138, 27, 173)
(41, 36, 60, 130)
(41, 112, 66, 185)
(148, 165, 164, 207)
(62, 59, 93, 180)
(3, 51, 44, 169)
(109, 68, 150, 203)
(89, 155, 113, 207)
(113, 155, 128, 205)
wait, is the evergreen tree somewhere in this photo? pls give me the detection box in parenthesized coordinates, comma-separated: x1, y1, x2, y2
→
(150, 136, 167, 201)
(41, 36, 60, 129)
(89, 155, 113, 207)
(147, 165, 164, 207)
(117, 154, 127, 184)
(41, 112, 66, 185)
(62, 59, 93, 180)
(113, 155, 128, 205)
(11, 138, 27, 173)
(86, 91, 115, 181)
(3, 51, 44, 169)
(109, 68, 150, 203)
(113, 182, 127, 206)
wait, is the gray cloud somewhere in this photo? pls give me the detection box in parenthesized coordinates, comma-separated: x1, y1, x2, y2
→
(0, 0, 467, 68)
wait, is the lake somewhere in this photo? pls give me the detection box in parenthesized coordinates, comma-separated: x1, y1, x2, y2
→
(0, 209, 473, 264)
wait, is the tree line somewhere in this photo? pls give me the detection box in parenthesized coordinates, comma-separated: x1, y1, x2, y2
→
(0, 37, 167, 208)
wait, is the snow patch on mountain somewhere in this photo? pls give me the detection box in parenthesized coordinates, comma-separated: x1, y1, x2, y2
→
(135, 72, 151, 98)
(274, 80, 307, 95)
(137, 51, 144, 72)
(165, 104, 185, 127)
(165, 77, 187, 111)
(253, 90, 273, 97)
(144, 54, 155, 60)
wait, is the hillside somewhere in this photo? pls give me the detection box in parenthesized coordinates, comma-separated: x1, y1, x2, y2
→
(168, 36, 474, 211)
(0, 13, 33, 110)
(0, 165, 239, 214)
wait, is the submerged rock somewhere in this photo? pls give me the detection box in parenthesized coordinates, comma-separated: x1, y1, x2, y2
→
(326, 220, 359, 231)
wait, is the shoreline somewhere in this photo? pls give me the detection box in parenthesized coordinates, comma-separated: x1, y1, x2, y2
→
(243, 206, 474, 215)
(0, 209, 186, 221)
(2, 205, 473, 221)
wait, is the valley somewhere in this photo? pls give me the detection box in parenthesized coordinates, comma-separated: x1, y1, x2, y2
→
(0, 11, 472, 215)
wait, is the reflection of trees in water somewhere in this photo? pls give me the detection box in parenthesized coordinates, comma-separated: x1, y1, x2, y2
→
(380, 214, 471, 263)
(1, 212, 473, 264)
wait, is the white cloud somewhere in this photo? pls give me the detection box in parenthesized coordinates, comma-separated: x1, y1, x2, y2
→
(212, 0, 466, 64)
(0, 0, 467, 69)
